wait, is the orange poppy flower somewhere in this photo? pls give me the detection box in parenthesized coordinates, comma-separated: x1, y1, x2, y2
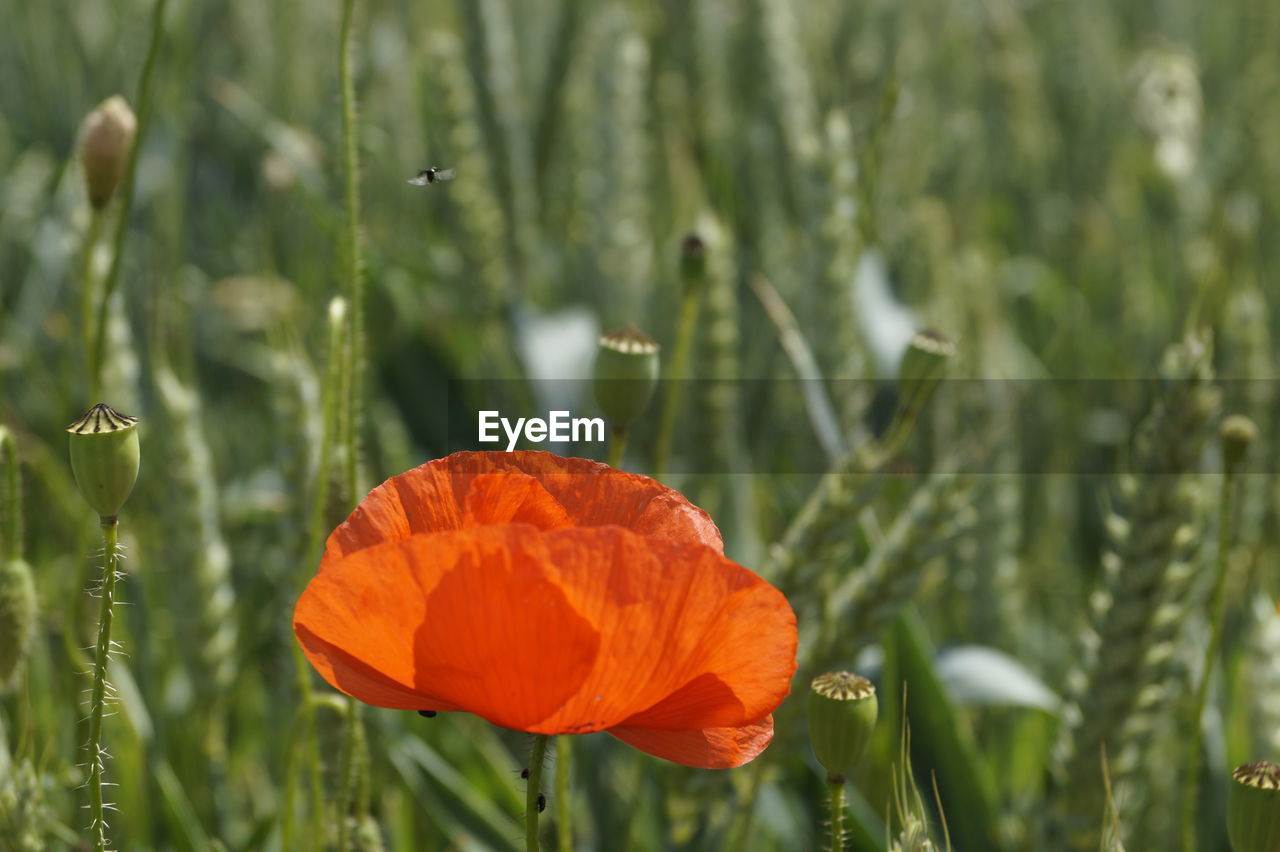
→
(294, 451, 798, 768)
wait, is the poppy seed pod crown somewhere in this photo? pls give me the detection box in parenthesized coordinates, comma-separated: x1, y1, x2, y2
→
(593, 325, 660, 429)
(67, 404, 140, 522)
(1228, 762, 1280, 852)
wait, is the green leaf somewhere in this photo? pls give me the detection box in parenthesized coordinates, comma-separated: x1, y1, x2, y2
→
(886, 608, 1006, 852)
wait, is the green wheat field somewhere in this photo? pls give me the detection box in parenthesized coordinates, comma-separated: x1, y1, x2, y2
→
(2, 0, 1279, 849)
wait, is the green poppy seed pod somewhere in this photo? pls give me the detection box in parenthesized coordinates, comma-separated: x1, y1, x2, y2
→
(1229, 762, 1280, 852)
(891, 330, 956, 440)
(593, 325, 660, 430)
(1220, 415, 1259, 474)
(808, 672, 878, 779)
(898, 329, 955, 390)
(79, 95, 137, 210)
(0, 558, 36, 689)
(67, 404, 140, 522)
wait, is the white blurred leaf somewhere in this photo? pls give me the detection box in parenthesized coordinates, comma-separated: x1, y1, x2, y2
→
(935, 645, 1061, 712)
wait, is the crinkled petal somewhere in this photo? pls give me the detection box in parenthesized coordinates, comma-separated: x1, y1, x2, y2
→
(297, 524, 795, 735)
(607, 718, 775, 769)
(527, 527, 796, 732)
(296, 526, 600, 729)
(321, 452, 722, 567)
(461, 472, 574, 530)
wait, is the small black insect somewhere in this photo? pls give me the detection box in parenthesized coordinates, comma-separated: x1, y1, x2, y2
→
(520, 768, 530, 779)
(408, 166, 455, 186)
(417, 710, 437, 718)
(536, 793, 546, 813)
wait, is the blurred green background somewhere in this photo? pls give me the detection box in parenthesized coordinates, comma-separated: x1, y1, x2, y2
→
(1, 0, 1278, 849)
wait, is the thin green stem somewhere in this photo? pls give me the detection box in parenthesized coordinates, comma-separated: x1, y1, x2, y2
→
(828, 775, 846, 851)
(0, 427, 18, 559)
(338, 0, 364, 501)
(285, 297, 348, 851)
(89, 0, 168, 397)
(724, 758, 767, 851)
(79, 209, 104, 397)
(1179, 466, 1240, 851)
(86, 520, 122, 852)
(607, 426, 628, 469)
(335, 697, 361, 851)
(527, 734, 549, 852)
(652, 278, 703, 476)
(555, 736, 572, 852)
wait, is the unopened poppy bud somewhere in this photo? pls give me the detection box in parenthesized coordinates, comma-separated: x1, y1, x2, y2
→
(79, 96, 137, 210)
(0, 558, 36, 689)
(1220, 415, 1259, 474)
(1229, 762, 1280, 852)
(67, 403, 140, 522)
(808, 672, 878, 779)
(680, 233, 708, 285)
(593, 325, 660, 430)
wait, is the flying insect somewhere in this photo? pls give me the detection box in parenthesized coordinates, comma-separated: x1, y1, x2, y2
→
(408, 167, 455, 186)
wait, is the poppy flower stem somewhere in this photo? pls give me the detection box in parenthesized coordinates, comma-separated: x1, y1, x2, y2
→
(338, 0, 366, 503)
(526, 734, 550, 851)
(652, 241, 705, 476)
(607, 426, 628, 469)
(335, 697, 362, 851)
(79, 209, 104, 393)
(827, 774, 846, 851)
(555, 736, 572, 852)
(86, 519, 122, 852)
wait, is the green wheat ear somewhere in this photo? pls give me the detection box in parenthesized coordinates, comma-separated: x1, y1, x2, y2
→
(0, 558, 36, 689)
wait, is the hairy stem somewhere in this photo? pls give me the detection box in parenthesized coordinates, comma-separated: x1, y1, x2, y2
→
(335, 697, 361, 851)
(828, 775, 845, 851)
(86, 520, 122, 852)
(338, 0, 364, 501)
(527, 734, 549, 852)
(556, 736, 572, 852)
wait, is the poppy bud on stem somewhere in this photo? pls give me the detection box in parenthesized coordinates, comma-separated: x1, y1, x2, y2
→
(809, 672, 878, 852)
(77, 96, 136, 395)
(67, 404, 139, 852)
(79, 96, 137, 211)
(593, 325, 660, 468)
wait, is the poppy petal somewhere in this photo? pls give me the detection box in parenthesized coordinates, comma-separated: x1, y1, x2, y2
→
(296, 526, 601, 729)
(322, 451, 723, 565)
(531, 528, 796, 733)
(461, 472, 575, 530)
(607, 717, 775, 769)
(299, 523, 795, 735)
